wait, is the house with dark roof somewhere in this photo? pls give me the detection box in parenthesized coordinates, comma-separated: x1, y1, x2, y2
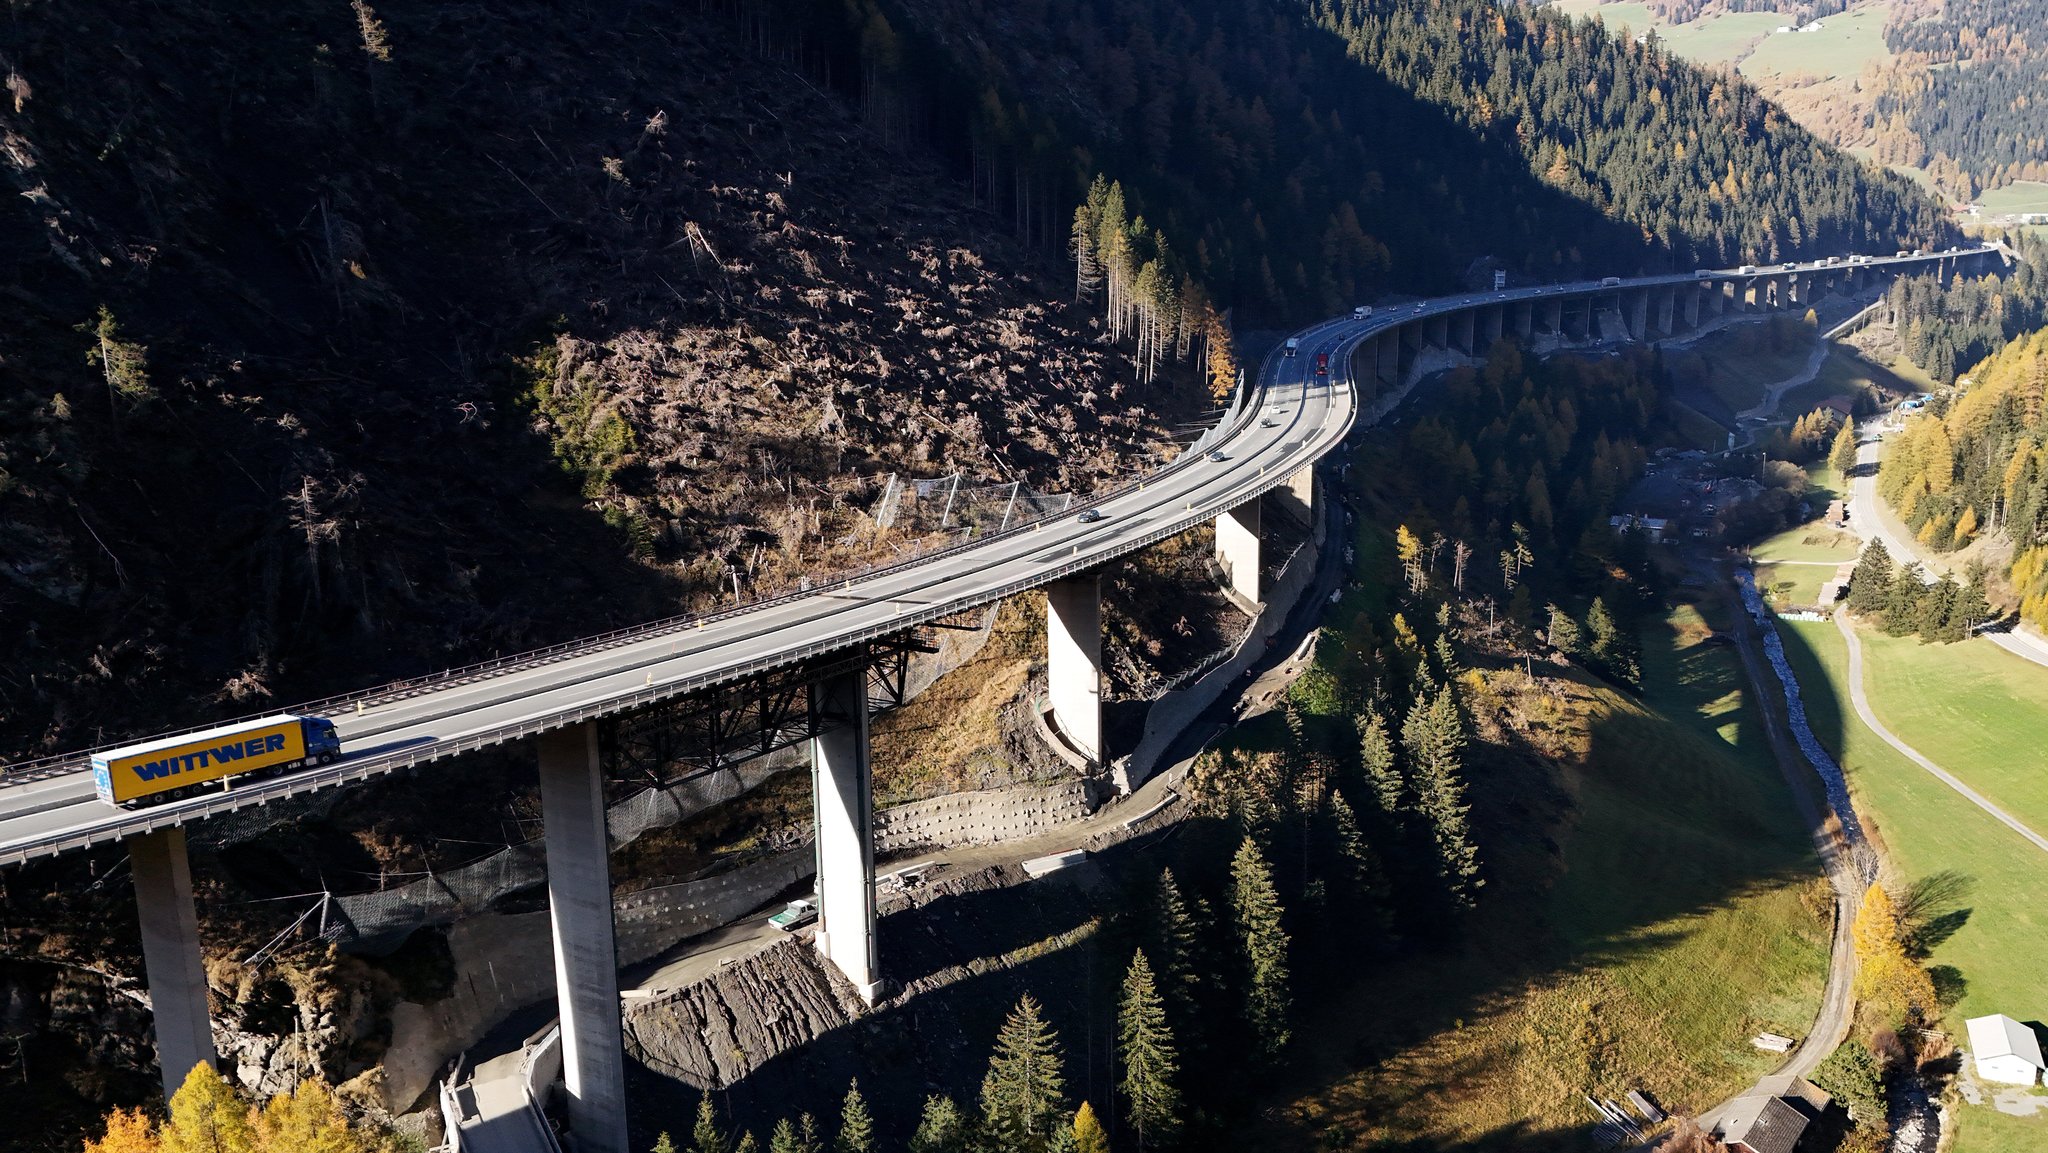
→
(1715, 1094, 1808, 1153)
(1713, 1076, 1830, 1153)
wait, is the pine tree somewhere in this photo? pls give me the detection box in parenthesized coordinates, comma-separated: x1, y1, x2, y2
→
(981, 994, 1068, 1151)
(1230, 837, 1292, 1057)
(1847, 540, 1894, 614)
(909, 1098, 964, 1153)
(1830, 420, 1860, 475)
(768, 1120, 803, 1153)
(655, 1134, 681, 1153)
(1118, 950, 1182, 1149)
(1327, 790, 1392, 931)
(736, 1135, 760, 1153)
(1356, 709, 1404, 817)
(1546, 604, 1581, 656)
(1072, 1103, 1111, 1153)
(1403, 688, 1483, 905)
(1150, 869, 1203, 1020)
(1586, 596, 1638, 685)
(836, 1080, 876, 1153)
(1883, 562, 1926, 636)
(692, 1097, 731, 1153)
(1950, 575, 1992, 638)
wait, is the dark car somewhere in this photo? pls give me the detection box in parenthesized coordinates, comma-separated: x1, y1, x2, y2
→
(1078, 508, 1103, 523)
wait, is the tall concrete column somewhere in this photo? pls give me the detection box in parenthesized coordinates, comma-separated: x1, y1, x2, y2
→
(1627, 290, 1649, 340)
(538, 724, 628, 1153)
(1272, 463, 1314, 525)
(1045, 576, 1103, 767)
(810, 668, 881, 1003)
(129, 828, 217, 1102)
(1215, 497, 1262, 605)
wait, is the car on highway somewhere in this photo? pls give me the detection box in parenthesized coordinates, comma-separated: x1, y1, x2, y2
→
(1282, 337, 1300, 356)
(1259, 417, 1278, 428)
(1077, 508, 1103, 523)
(768, 899, 817, 932)
(1351, 305, 1372, 319)
(1208, 450, 1227, 462)
(1314, 352, 1330, 376)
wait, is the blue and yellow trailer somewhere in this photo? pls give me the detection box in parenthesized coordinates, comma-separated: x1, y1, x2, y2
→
(91, 714, 343, 807)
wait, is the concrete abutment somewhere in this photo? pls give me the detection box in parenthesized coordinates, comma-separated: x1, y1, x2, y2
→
(128, 827, 218, 1103)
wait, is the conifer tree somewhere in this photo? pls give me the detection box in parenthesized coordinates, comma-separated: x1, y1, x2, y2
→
(768, 1120, 803, 1153)
(1356, 709, 1404, 818)
(1830, 420, 1860, 475)
(692, 1098, 731, 1153)
(981, 994, 1068, 1150)
(1118, 950, 1181, 1149)
(1546, 604, 1581, 656)
(736, 1135, 759, 1153)
(84, 1109, 158, 1153)
(1403, 688, 1483, 905)
(1150, 869, 1204, 1019)
(1072, 1103, 1111, 1153)
(1230, 837, 1292, 1057)
(1847, 540, 1894, 614)
(160, 1064, 255, 1153)
(909, 1098, 965, 1153)
(1327, 790, 1393, 930)
(836, 1080, 875, 1153)
(655, 1136, 679, 1153)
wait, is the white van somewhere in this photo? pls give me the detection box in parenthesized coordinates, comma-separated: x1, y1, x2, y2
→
(1351, 305, 1372, 320)
(1601, 275, 1622, 287)
(1283, 337, 1300, 356)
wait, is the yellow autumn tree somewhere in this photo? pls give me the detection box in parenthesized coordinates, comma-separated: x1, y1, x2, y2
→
(1073, 1101, 1111, 1153)
(1851, 884, 1939, 1023)
(86, 1065, 390, 1153)
(83, 1109, 159, 1153)
(159, 1065, 255, 1153)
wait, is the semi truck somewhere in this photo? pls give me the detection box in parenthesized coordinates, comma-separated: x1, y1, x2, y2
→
(91, 714, 343, 808)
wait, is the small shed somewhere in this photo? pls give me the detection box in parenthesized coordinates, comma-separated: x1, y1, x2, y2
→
(1716, 1094, 1808, 1153)
(1967, 1014, 2047, 1086)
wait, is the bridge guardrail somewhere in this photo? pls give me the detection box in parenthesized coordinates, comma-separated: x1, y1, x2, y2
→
(5, 247, 1994, 793)
(0, 396, 1267, 789)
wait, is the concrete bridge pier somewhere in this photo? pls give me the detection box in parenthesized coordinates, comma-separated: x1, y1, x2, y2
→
(1215, 498, 1262, 605)
(809, 668, 881, 1004)
(129, 828, 219, 1102)
(1626, 289, 1650, 340)
(1654, 287, 1676, 337)
(538, 724, 629, 1153)
(1045, 576, 1103, 768)
(1453, 309, 1476, 354)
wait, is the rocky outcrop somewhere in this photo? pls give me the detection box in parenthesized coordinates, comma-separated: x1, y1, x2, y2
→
(623, 940, 863, 1090)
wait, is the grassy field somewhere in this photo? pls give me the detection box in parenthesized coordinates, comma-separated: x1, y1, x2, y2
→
(1852, 629, 2048, 840)
(1739, 4, 1893, 79)
(1780, 346, 1926, 417)
(1978, 181, 2048, 215)
(1547, 0, 1784, 63)
(1270, 600, 1830, 1149)
(1676, 325, 1816, 413)
(1775, 620, 2048, 1150)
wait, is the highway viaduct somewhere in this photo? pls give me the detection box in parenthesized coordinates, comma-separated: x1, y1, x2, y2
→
(0, 244, 2006, 1153)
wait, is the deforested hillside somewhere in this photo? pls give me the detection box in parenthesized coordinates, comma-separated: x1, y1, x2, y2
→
(0, 0, 1198, 758)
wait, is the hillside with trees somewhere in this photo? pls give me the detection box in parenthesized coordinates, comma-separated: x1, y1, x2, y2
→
(858, 0, 1951, 320)
(1875, 324, 2048, 630)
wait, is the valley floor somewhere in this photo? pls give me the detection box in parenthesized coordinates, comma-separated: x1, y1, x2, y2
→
(1258, 593, 1833, 1150)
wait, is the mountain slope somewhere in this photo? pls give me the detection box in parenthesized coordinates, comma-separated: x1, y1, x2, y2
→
(0, 0, 1194, 758)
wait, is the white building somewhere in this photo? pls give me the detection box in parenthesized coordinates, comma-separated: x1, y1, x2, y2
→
(1967, 1014, 2046, 1086)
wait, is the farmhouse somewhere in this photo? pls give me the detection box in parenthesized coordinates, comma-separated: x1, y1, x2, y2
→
(1967, 1014, 2046, 1086)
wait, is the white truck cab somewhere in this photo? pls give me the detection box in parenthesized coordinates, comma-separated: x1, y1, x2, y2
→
(1351, 305, 1372, 319)
(1283, 337, 1300, 356)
